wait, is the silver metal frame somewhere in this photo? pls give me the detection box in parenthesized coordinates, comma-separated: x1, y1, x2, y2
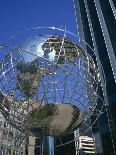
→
(0, 27, 104, 154)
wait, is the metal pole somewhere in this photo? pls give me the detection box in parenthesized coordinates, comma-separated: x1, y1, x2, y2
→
(40, 136, 55, 155)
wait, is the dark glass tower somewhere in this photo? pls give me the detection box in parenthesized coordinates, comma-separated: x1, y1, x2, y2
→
(74, 0, 116, 154)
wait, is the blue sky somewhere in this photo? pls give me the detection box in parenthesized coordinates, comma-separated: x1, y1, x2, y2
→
(0, 0, 77, 42)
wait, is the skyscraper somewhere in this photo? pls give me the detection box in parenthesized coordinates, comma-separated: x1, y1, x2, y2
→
(78, 136, 95, 155)
(0, 113, 25, 155)
(74, 0, 116, 154)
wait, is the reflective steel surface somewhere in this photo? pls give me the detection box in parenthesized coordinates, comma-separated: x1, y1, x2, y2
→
(0, 28, 102, 139)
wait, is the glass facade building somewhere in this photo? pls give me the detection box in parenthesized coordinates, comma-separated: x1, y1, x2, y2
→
(74, 0, 116, 154)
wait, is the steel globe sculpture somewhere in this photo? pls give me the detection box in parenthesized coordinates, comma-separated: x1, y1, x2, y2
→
(0, 27, 103, 140)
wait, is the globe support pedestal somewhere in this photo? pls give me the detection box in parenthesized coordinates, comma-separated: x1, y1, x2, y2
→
(40, 136, 55, 155)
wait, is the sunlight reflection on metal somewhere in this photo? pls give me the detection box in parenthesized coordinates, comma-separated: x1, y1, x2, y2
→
(0, 27, 104, 149)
